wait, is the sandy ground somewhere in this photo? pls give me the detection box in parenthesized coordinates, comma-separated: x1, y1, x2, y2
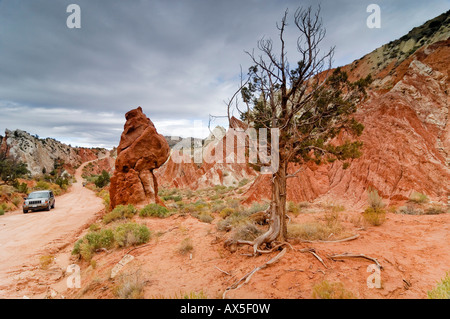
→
(0, 168, 448, 299)
(0, 161, 104, 298)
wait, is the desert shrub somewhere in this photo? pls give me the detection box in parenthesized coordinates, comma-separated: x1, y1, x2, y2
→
(238, 178, 250, 187)
(312, 280, 356, 299)
(367, 189, 385, 209)
(35, 180, 50, 190)
(424, 204, 448, 215)
(113, 222, 151, 247)
(103, 204, 137, 224)
(139, 203, 170, 218)
(192, 211, 214, 223)
(113, 271, 145, 299)
(12, 196, 22, 207)
(72, 228, 115, 261)
(16, 182, 28, 194)
(211, 201, 226, 214)
(219, 207, 235, 219)
(363, 207, 386, 226)
(287, 218, 349, 241)
(178, 237, 194, 255)
(39, 255, 54, 270)
(409, 191, 429, 204)
(397, 203, 448, 215)
(427, 272, 450, 299)
(230, 221, 264, 242)
(94, 170, 110, 188)
(246, 202, 270, 215)
(0, 208, 4, 216)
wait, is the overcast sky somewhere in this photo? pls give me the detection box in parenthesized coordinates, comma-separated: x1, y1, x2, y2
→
(0, 0, 448, 148)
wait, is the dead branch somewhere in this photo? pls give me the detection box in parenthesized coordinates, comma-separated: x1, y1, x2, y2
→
(299, 248, 327, 268)
(222, 248, 287, 299)
(296, 233, 360, 243)
(329, 253, 383, 269)
(215, 266, 232, 276)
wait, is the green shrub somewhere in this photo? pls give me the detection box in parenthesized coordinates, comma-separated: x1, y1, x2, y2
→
(35, 180, 50, 190)
(219, 207, 235, 219)
(103, 204, 137, 224)
(427, 272, 450, 299)
(409, 191, 429, 204)
(16, 182, 28, 194)
(139, 203, 170, 218)
(114, 223, 151, 247)
(363, 207, 386, 226)
(0, 208, 4, 216)
(192, 211, 214, 223)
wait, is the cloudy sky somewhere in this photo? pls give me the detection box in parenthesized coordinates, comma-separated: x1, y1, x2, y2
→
(0, 0, 448, 148)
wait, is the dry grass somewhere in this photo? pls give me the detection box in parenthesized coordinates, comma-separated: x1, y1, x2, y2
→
(312, 280, 356, 299)
(39, 255, 54, 270)
(362, 207, 386, 226)
(178, 237, 194, 255)
(113, 270, 145, 299)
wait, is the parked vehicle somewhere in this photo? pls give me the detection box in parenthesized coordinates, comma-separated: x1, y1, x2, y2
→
(23, 190, 55, 214)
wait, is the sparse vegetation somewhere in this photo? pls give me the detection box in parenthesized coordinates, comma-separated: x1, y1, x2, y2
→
(409, 191, 429, 204)
(72, 222, 150, 261)
(139, 203, 170, 218)
(363, 189, 386, 226)
(427, 272, 450, 299)
(113, 270, 145, 299)
(103, 204, 137, 224)
(178, 237, 194, 255)
(39, 255, 54, 270)
(312, 280, 356, 299)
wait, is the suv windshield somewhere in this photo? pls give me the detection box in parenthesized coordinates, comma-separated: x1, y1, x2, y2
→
(28, 192, 49, 199)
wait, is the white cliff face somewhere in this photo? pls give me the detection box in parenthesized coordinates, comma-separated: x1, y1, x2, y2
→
(2, 129, 82, 176)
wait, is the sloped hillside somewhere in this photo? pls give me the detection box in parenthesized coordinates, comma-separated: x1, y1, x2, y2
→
(244, 14, 450, 207)
(0, 129, 109, 176)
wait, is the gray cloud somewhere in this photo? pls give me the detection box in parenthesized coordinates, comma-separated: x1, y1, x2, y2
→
(0, 0, 448, 148)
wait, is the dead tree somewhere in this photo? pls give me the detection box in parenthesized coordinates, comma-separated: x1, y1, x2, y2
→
(228, 7, 371, 255)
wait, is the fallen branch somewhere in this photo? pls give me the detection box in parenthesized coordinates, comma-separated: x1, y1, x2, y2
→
(215, 266, 232, 276)
(222, 248, 287, 299)
(299, 248, 327, 269)
(296, 234, 360, 244)
(329, 253, 383, 269)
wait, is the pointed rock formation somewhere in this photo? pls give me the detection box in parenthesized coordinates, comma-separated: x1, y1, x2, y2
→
(109, 107, 170, 209)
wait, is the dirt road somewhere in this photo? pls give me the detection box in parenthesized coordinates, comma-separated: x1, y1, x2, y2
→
(0, 161, 104, 296)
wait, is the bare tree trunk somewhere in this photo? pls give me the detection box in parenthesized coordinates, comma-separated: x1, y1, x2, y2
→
(270, 158, 288, 242)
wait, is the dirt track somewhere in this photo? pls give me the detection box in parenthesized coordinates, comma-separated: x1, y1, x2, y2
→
(0, 161, 103, 297)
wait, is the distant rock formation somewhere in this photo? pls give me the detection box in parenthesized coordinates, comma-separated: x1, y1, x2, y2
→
(109, 107, 170, 209)
(244, 24, 450, 207)
(0, 129, 108, 176)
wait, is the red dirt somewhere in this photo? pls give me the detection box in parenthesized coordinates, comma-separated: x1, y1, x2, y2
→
(1, 203, 448, 299)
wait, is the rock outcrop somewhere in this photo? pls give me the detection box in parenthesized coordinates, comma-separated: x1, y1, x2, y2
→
(0, 129, 108, 176)
(244, 31, 450, 207)
(109, 107, 170, 209)
(156, 118, 257, 190)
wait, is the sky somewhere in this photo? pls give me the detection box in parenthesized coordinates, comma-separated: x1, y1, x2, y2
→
(0, 0, 448, 148)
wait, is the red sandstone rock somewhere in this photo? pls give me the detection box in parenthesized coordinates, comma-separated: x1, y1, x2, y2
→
(109, 107, 170, 209)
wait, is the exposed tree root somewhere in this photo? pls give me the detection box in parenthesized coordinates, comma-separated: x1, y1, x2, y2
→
(222, 248, 287, 299)
(329, 253, 383, 269)
(296, 234, 360, 243)
(299, 248, 328, 269)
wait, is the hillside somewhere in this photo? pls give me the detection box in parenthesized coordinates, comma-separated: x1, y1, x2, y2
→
(242, 12, 450, 207)
(0, 129, 110, 176)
